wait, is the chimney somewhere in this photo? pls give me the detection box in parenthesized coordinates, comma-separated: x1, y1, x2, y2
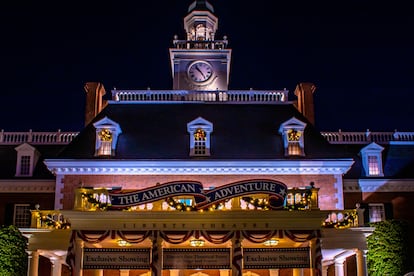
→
(294, 82, 316, 125)
(84, 82, 107, 126)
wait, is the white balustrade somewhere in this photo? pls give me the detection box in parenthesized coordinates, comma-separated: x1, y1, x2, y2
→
(0, 129, 78, 145)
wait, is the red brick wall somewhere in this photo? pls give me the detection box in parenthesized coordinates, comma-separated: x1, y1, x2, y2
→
(60, 174, 339, 210)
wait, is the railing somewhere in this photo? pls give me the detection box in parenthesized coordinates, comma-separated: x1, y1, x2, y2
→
(322, 209, 361, 229)
(72, 184, 319, 212)
(0, 129, 79, 145)
(112, 89, 288, 103)
(30, 210, 71, 229)
(321, 130, 414, 144)
(172, 39, 229, 50)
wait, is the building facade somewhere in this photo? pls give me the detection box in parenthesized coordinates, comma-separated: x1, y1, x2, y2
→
(1, 1, 414, 275)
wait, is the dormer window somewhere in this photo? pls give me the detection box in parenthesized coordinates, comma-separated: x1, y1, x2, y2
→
(15, 143, 40, 177)
(93, 117, 122, 157)
(187, 117, 213, 156)
(360, 142, 384, 177)
(279, 117, 307, 156)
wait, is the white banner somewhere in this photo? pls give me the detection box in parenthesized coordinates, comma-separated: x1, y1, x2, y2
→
(243, 247, 310, 269)
(83, 248, 150, 269)
(163, 248, 231, 269)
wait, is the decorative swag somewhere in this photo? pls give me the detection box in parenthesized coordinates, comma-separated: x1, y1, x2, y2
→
(66, 229, 322, 276)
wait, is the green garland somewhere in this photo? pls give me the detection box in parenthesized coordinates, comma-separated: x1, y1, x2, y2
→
(81, 192, 111, 210)
(322, 211, 357, 229)
(241, 196, 271, 210)
(40, 215, 71, 229)
(165, 198, 224, 211)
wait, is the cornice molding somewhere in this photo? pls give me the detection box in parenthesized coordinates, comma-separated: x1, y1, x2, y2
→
(61, 210, 329, 231)
(344, 179, 414, 192)
(0, 180, 55, 193)
(44, 159, 354, 176)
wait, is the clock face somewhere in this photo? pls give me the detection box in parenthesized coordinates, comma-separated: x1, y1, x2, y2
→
(188, 61, 213, 83)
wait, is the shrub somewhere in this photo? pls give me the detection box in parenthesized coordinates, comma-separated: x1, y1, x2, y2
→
(0, 225, 28, 276)
(367, 219, 412, 276)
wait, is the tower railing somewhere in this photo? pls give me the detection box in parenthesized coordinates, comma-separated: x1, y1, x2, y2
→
(172, 39, 229, 50)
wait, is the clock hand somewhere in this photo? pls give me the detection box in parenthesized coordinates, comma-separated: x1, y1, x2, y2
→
(195, 65, 205, 79)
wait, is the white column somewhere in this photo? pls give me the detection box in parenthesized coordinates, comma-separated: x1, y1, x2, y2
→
(269, 269, 279, 276)
(50, 257, 62, 276)
(292, 268, 304, 276)
(119, 270, 130, 276)
(334, 258, 347, 276)
(92, 269, 104, 276)
(27, 250, 39, 276)
(219, 270, 230, 276)
(308, 239, 315, 276)
(169, 269, 180, 276)
(322, 265, 329, 276)
(353, 249, 365, 276)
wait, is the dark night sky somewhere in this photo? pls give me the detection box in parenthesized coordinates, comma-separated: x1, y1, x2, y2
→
(1, 1, 413, 132)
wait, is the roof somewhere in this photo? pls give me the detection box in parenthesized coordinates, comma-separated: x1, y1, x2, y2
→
(339, 143, 414, 179)
(57, 102, 348, 160)
(188, 0, 214, 13)
(0, 144, 65, 179)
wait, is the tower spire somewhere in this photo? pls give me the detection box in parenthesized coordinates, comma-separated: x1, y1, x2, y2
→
(188, 0, 214, 13)
(184, 0, 218, 42)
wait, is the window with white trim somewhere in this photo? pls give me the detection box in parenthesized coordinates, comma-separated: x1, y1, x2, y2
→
(360, 142, 384, 177)
(13, 204, 31, 227)
(20, 155, 31, 175)
(279, 117, 307, 156)
(368, 203, 385, 223)
(93, 117, 122, 157)
(187, 117, 213, 157)
(14, 143, 40, 177)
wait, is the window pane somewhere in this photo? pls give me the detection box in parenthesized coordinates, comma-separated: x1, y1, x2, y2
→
(288, 142, 301, 155)
(14, 204, 31, 227)
(369, 204, 385, 222)
(20, 155, 31, 175)
(368, 156, 379, 175)
(98, 141, 112, 156)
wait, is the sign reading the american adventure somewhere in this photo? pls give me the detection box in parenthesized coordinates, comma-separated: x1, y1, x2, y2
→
(109, 179, 287, 209)
(243, 247, 310, 269)
(163, 248, 231, 269)
(83, 248, 150, 269)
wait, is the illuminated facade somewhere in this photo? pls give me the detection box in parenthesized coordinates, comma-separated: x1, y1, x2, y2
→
(1, 1, 414, 276)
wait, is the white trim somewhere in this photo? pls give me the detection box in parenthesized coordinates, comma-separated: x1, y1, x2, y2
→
(44, 159, 354, 175)
(54, 175, 64, 210)
(358, 179, 414, 192)
(333, 174, 344, 210)
(360, 142, 384, 177)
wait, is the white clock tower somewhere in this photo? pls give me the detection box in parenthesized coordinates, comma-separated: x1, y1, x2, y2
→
(169, 0, 232, 91)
